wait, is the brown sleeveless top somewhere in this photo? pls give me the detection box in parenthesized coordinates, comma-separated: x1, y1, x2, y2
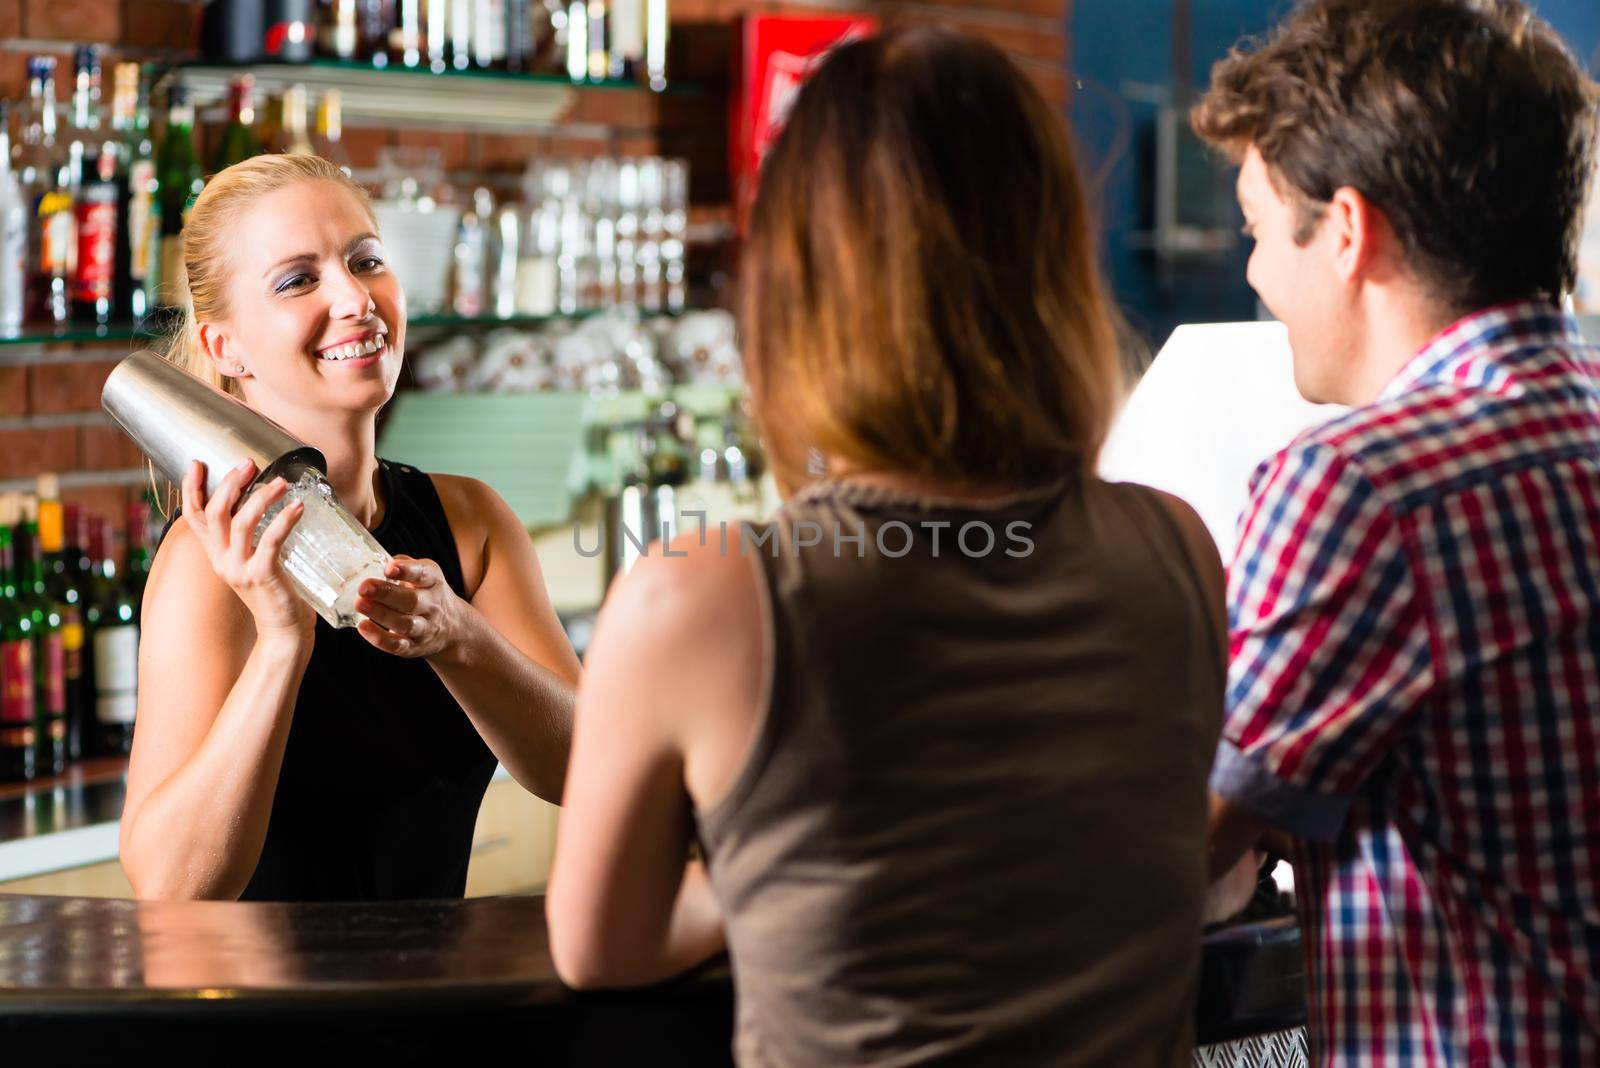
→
(696, 476, 1223, 1067)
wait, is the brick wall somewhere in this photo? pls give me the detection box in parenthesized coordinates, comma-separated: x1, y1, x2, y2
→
(0, 0, 1069, 519)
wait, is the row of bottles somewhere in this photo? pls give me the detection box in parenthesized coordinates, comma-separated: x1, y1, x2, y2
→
(0, 50, 354, 336)
(207, 75, 353, 172)
(207, 0, 670, 88)
(452, 155, 688, 318)
(0, 480, 149, 782)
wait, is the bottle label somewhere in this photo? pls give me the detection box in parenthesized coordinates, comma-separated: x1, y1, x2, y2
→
(96, 693, 136, 726)
(93, 624, 138, 697)
(1, 639, 34, 724)
(38, 190, 74, 275)
(73, 185, 118, 303)
(128, 160, 157, 282)
(43, 631, 65, 716)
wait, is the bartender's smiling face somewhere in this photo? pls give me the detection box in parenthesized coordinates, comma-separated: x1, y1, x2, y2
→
(208, 179, 407, 418)
(1236, 146, 1353, 405)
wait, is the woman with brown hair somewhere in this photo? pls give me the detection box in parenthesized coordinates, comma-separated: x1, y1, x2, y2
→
(547, 26, 1225, 1067)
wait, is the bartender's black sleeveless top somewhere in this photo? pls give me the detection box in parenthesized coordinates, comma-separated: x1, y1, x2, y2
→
(170, 459, 497, 902)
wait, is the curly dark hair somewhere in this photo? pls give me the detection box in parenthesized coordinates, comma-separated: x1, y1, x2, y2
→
(1192, 0, 1600, 312)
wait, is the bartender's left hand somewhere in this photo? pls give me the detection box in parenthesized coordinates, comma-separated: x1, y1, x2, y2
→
(354, 555, 473, 660)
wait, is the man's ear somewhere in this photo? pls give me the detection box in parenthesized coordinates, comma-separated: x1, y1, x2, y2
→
(197, 321, 248, 380)
(1328, 185, 1393, 287)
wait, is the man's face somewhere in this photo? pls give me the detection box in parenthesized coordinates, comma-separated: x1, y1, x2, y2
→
(1237, 146, 1353, 404)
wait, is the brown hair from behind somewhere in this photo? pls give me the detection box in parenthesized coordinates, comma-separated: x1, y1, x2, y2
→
(1191, 0, 1600, 313)
(739, 26, 1125, 495)
(162, 153, 378, 398)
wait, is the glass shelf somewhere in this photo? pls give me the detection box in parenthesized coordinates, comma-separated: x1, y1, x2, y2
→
(179, 57, 671, 94)
(172, 59, 696, 133)
(0, 323, 153, 348)
(0, 309, 691, 349)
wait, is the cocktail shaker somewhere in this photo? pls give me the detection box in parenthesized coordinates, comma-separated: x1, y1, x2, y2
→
(101, 351, 391, 628)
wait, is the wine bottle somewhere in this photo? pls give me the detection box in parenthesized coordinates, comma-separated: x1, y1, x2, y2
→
(313, 91, 354, 177)
(11, 495, 66, 777)
(0, 102, 27, 336)
(68, 46, 121, 327)
(212, 75, 262, 172)
(88, 514, 137, 757)
(113, 63, 161, 324)
(268, 84, 316, 156)
(0, 504, 38, 782)
(15, 57, 75, 327)
(123, 500, 152, 603)
(38, 491, 88, 763)
(155, 84, 202, 310)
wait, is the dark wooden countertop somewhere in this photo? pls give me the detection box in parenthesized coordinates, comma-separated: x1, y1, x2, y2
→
(0, 890, 1304, 1063)
(0, 891, 736, 1063)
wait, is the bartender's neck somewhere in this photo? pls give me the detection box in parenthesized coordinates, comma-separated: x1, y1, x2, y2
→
(246, 401, 384, 529)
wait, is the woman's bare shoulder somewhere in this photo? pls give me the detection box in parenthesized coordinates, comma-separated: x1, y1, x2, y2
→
(142, 516, 252, 642)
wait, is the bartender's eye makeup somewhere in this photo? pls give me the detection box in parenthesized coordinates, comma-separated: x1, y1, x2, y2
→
(274, 271, 314, 294)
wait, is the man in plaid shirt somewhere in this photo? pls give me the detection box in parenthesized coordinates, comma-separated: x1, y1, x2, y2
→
(1193, 2, 1600, 1063)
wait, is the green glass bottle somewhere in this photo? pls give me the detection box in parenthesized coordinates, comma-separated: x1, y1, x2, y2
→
(0, 499, 38, 783)
(15, 497, 67, 776)
(155, 83, 202, 311)
(113, 62, 160, 324)
(210, 75, 261, 173)
(39, 495, 89, 763)
(86, 512, 138, 757)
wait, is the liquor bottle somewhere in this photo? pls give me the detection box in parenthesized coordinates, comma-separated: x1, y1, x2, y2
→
(505, 0, 530, 72)
(394, 0, 424, 66)
(212, 76, 263, 173)
(112, 64, 161, 324)
(0, 102, 27, 336)
(426, 0, 450, 71)
(123, 500, 153, 603)
(13, 496, 67, 777)
(321, 0, 360, 60)
(269, 84, 316, 155)
(607, 0, 641, 81)
(473, 0, 507, 68)
(68, 47, 120, 327)
(644, 0, 666, 91)
(313, 91, 354, 176)
(451, 0, 474, 69)
(155, 84, 202, 310)
(586, 0, 607, 82)
(452, 187, 492, 316)
(359, 0, 396, 65)
(15, 57, 75, 327)
(87, 515, 137, 757)
(566, 1, 587, 81)
(0, 502, 38, 783)
(38, 491, 88, 763)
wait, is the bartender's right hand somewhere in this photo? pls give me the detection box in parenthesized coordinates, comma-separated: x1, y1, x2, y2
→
(182, 459, 314, 640)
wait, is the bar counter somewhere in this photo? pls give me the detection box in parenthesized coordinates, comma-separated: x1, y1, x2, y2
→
(0, 768, 1307, 1064)
(0, 888, 1305, 1064)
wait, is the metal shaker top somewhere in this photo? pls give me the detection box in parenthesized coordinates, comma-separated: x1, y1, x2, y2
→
(101, 350, 327, 495)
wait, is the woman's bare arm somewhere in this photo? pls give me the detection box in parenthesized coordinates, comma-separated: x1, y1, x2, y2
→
(118, 463, 315, 900)
(546, 536, 763, 989)
(354, 476, 580, 802)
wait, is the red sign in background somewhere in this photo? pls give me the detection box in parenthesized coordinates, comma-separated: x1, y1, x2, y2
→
(730, 14, 877, 230)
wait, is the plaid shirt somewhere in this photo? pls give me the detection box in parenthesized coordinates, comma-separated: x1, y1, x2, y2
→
(1211, 302, 1600, 1066)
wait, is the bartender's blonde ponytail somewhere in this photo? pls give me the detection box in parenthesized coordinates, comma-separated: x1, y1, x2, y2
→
(161, 153, 378, 398)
